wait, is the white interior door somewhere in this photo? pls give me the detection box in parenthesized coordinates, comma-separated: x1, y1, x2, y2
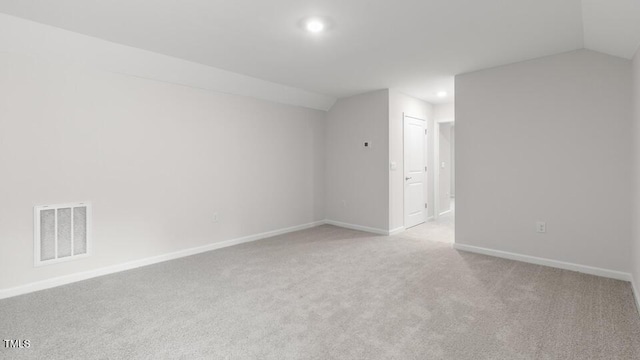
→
(404, 116, 426, 229)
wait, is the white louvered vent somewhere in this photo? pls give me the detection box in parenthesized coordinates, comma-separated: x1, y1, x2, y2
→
(34, 202, 92, 266)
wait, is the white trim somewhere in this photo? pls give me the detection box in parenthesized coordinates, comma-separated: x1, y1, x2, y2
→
(324, 220, 389, 235)
(388, 226, 406, 235)
(433, 121, 440, 220)
(453, 243, 632, 281)
(426, 216, 435, 222)
(0, 13, 335, 111)
(433, 122, 455, 221)
(403, 114, 426, 122)
(0, 220, 325, 300)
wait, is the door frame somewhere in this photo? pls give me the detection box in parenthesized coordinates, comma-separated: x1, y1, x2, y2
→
(434, 119, 454, 220)
(403, 113, 427, 228)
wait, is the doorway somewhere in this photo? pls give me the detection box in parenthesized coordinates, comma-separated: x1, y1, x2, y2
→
(401, 114, 455, 243)
(435, 121, 455, 219)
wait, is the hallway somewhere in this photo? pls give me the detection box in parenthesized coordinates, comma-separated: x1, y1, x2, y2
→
(398, 200, 454, 243)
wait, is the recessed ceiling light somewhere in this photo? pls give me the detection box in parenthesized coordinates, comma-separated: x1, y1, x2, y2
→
(305, 18, 325, 33)
(437, 91, 448, 98)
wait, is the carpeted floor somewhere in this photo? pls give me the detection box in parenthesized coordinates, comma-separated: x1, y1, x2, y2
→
(1, 224, 639, 359)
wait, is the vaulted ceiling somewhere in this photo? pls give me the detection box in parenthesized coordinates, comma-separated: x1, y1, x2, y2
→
(0, 0, 638, 105)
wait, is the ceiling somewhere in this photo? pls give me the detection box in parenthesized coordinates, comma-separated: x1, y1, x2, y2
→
(0, 0, 638, 105)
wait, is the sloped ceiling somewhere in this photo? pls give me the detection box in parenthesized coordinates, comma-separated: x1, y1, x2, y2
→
(0, 0, 638, 106)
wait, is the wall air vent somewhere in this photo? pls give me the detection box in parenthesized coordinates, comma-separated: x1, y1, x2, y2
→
(34, 202, 92, 266)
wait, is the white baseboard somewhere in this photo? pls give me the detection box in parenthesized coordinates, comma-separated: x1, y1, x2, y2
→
(453, 243, 632, 281)
(388, 226, 405, 235)
(324, 219, 389, 235)
(0, 220, 325, 300)
(439, 209, 452, 216)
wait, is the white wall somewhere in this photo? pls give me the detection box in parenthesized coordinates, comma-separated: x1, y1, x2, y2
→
(438, 123, 453, 213)
(0, 52, 325, 290)
(450, 126, 455, 197)
(389, 90, 434, 230)
(633, 47, 640, 297)
(325, 90, 390, 232)
(434, 103, 455, 123)
(434, 102, 455, 205)
(456, 49, 633, 273)
(327, 89, 434, 233)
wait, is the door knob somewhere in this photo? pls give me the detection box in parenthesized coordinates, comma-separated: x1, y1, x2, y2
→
(405, 177, 412, 180)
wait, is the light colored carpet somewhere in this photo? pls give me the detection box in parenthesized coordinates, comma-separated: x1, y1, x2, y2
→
(1, 224, 639, 359)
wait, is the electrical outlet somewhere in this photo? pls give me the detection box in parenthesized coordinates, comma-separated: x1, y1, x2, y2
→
(213, 212, 219, 222)
(536, 221, 546, 233)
